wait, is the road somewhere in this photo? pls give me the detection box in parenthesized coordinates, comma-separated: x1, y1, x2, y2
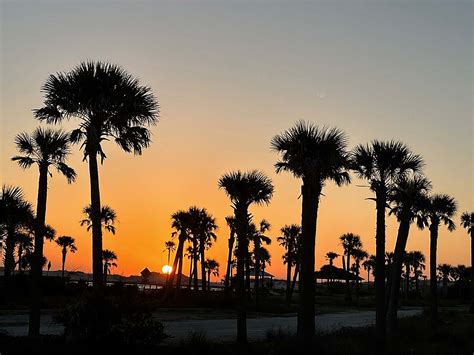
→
(0, 308, 422, 342)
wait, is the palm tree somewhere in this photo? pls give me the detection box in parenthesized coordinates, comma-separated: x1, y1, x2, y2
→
(386, 175, 431, 332)
(257, 247, 271, 286)
(460, 212, 473, 313)
(164, 240, 176, 265)
(224, 216, 236, 292)
(419, 194, 456, 324)
(55, 236, 77, 278)
(340, 233, 362, 302)
(80, 204, 117, 235)
(16, 231, 33, 273)
(204, 258, 220, 290)
(12, 127, 75, 336)
(165, 210, 191, 297)
(185, 245, 197, 289)
(219, 170, 274, 344)
(35, 61, 159, 290)
(403, 251, 413, 298)
(272, 121, 350, 340)
(278, 224, 301, 303)
(363, 255, 376, 290)
(102, 249, 118, 284)
(411, 251, 425, 294)
(351, 140, 423, 347)
(250, 219, 271, 290)
(352, 248, 368, 296)
(437, 263, 452, 296)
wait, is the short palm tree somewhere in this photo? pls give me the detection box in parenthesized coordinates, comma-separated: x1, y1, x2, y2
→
(249, 219, 271, 290)
(410, 250, 425, 293)
(204, 258, 220, 290)
(325, 251, 339, 290)
(35, 61, 159, 290)
(437, 263, 452, 296)
(12, 127, 75, 336)
(55, 236, 77, 278)
(224, 216, 236, 292)
(81, 204, 117, 235)
(352, 248, 368, 296)
(272, 121, 350, 340)
(165, 210, 191, 297)
(420, 194, 456, 323)
(351, 140, 423, 346)
(164, 240, 176, 265)
(16, 231, 34, 274)
(460, 212, 473, 313)
(386, 175, 431, 332)
(219, 170, 274, 344)
(278, 224, 301, 303)
(363, 255, 376, 290)
(102, 249, 118, 284)
(340, 233, 362, 301)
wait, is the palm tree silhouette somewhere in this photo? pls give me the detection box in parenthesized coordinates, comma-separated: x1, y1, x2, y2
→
(165, 210, 191, 297)
(410, 250, 425, 294)
(185, 245, 197, 289)
(386, 175, 431, 332)
(204, 258, 219, 290)
(403, 251, 413, 298)
(12, 128, 75, 336)
(35, 61, 158, 290)
(257, 247, 271, 287)
(325, 252, 339, 291)
(352, 248, 368, 297)
(340, 233, 362, 302)
(16, 231, 33, 274)
(250, 219, 271, 291)
(351, 140, 423, 347)
(419, 193, 456, 324)
(55, 236, 77, 278)
(272, 121, 350, 340)
(362, 255, 376, 290)
(164, 240, 176, 265)
(278, 224, 302, 304)
(81, 205, 117, 235)
(460, 212, 473, 313)
(219, 170, 274, 344)
(224, 216, 236, 292)
(102, 249, 118, 284)
(437, 263, 452, 296)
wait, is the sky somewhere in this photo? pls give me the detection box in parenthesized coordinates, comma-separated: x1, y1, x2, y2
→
(0, 0, 472, 281)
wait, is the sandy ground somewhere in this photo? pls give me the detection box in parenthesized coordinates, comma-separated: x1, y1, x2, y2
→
(0, 308, 422, 342)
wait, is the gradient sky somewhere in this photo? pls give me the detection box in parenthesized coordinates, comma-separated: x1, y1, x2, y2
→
(1, 0, 472, 281)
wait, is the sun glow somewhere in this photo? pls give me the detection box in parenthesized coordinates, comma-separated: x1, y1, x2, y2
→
(162, 265, 172, 275)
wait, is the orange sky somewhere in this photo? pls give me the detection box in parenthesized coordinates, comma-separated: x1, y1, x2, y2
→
(1, 1, 472, 281)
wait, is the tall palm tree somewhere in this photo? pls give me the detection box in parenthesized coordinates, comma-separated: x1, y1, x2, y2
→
(250, 219, 271, 290)
(386, 175, 431, 332)
(204, 258, 220, 290)
(12, 128, 76, 336)
(460, 212, 473, 313)
(55, 236, 77, 278)
(272, 121, 350, 340)
(219, 170, 274, 344)
(102, 249, 118, 284)
(164, 240, 176, 265)
(351, 140, 423, 347)
(224, 216, 236, 292)
(363, 255, 376, 290)
(35, 61, 159, 290)
(278, 224, 301, 304)
(340, 233, 362, 302)
(419, 194, 457, 324)
(165, 210, 191, 297)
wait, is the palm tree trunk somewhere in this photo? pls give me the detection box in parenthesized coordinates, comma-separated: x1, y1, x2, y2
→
(224, 230, 235, 292)
(367, 269, 371, 291)
(165, 236, 185, 299)
(429, 223, 438, 325)
(208, 269, 211, 290)
(61, 248, 67, 278)
(193, 240, 199, 292)
(470, 226, 474, 314)
(298, 183, 320, 341)
(17, 245, 23, 273)
(88, 149, 103, 290)
(4, 227, 15, 277)
(387, 215, 411, 333)
(188, 256, 193, 289)
(290, 261, 300, 301)
(103, 263, 108, 285)
(285, 257, 292, 305)
(245, 251, 251, 298)
(235, 206, 248, 344)
(345, 252, 351, 302)
(375, 187, 387, 351)
(200, 246, 207, 292)
(29, 163, 48, 336)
